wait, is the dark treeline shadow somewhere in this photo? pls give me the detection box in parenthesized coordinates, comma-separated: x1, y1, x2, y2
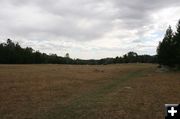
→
(157, 19, 180, 68)
(0, 39, 157, 65)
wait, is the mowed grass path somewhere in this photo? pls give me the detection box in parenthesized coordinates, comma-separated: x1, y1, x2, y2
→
(0, 64, 180, 119)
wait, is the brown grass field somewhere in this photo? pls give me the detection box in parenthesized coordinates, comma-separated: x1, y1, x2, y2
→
(0, 64, 180, 119)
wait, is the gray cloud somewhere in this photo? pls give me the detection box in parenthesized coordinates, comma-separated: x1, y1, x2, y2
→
(0, 0, 180, 58)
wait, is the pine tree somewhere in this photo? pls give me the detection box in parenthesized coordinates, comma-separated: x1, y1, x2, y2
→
(157, 26, 174, 66)
(173, 20, 180, 65)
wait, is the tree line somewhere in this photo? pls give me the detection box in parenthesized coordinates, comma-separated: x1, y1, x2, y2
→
(1, 19, 180, 66)
(157, 20, 180, 68)
(0, 39, 157, 64)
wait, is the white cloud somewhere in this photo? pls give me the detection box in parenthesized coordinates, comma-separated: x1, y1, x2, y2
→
(0, 0, 180, 59)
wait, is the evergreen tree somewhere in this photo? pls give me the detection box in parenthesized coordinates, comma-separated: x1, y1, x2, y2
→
(173, 20, 180, 65)
(157, 26, 174, 66)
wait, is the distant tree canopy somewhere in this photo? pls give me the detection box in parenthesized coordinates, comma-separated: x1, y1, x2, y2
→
(65, 53, 70, 58)
(0, 39, 73, 64)
(0, 39, 157, 64)
(157, 20, 180, 67)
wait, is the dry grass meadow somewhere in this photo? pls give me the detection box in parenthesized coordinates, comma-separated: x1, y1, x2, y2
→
(0, 64, 180, 119)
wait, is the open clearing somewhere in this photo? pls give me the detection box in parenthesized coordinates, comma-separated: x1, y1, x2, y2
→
(0, 64, 180, 119)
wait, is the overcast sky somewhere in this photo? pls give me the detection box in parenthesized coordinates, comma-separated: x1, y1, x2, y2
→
(0, 0, 180, 59)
